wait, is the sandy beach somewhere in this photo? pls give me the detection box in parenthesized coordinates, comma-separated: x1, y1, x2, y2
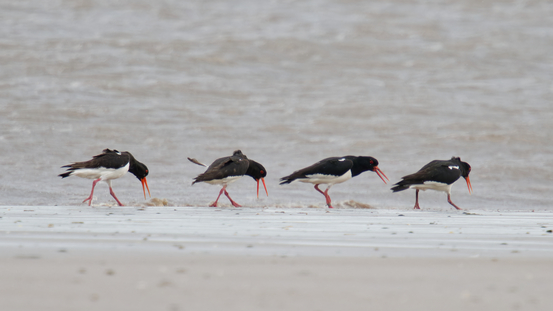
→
(2, 205, 553, 310)
(3, 253, 553, 311)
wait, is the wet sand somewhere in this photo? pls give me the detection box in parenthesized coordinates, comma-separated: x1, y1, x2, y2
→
(3, 253, 552, 311)
(1, 205, 552, 310)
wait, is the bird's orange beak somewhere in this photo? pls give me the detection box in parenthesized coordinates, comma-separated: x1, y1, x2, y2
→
(257, 178, 268, 198)
(374, 166, 389, 184)
(141, 177, 151, 199)
(465, 176, 472, 194)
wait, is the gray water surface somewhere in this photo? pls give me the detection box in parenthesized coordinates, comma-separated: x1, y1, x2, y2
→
(1, 0, 552, 210)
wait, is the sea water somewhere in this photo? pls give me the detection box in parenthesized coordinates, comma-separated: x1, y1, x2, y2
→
(1, 0, 552, 210)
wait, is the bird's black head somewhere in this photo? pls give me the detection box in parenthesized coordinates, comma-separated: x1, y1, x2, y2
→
(126, 152, 151, 199)
(245, 159, 268, 198)
(452, 157, 472, 194)
(356, 156, 379, 170)
(130, 160, 149, 180)
(350, 156, 389, 183)
(461, 162, 471, 178)
(245, 160, 267, 180)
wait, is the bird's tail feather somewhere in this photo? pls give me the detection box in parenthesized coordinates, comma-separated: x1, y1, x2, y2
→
(59, 171, 72, 178)
(391, 182, 411, 192)
(279, 176, 295, 185)
(188, 157, 207, 167)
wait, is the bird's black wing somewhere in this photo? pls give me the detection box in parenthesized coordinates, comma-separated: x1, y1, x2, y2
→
(280, 157, 353, 184)
(59, 149, 130, 178)
(193, 155, 249, 184)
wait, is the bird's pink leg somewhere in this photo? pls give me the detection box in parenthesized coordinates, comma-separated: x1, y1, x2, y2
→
(323, 187, 333, 208)
(314, 184, 325, 196)
(83, 178, 101, 206)
(314, 185, 333, 208)
(109, 186, 124, 206)
(447, 193, 462, 210)
(413, 189, 421, 209)
(223, 188, 242, 207)
(210, 186, 225, 207)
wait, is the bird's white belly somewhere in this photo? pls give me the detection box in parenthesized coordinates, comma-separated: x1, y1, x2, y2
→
(205, 175, 242, 186)
(72, 163, 130, 181)
(410, 181, 452, 193)
(300, 170, 352, 185)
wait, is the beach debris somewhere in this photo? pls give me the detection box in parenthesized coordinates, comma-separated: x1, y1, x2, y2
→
(175, 268, 187, 274)
(144, 198, 169, 206)
(342, 200, 374, 209)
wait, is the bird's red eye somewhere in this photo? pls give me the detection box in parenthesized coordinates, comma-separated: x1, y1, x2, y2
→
(370, 160, 373, 164)
(260, 170, 264, 174)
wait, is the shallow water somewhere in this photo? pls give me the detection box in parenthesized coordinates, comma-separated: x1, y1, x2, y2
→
(1, 0, 552, 210)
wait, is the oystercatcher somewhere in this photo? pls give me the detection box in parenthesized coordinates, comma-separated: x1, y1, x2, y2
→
(59, 149, 150, 206)
(188, 155, 268, 199)
(190, 150, 268, 207)
(279, 156, 388, 208)
(391, 157, 472, 210)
